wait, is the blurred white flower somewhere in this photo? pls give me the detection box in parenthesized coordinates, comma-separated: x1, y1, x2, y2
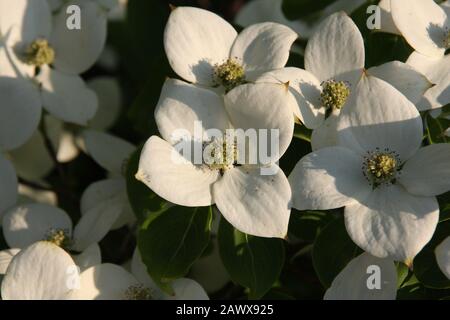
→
(289, 75, 450, 264)
(235, 0, 365, 39)
(436, 236, 450, 279)
(0, 154, 18, 219)
(164, 6, 297, 91)
(70, 248, 209, 300)
(324, 252, 397, 300)
(136, 80, 293, 238)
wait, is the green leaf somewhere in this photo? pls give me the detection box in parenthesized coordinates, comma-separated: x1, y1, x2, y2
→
(138, 205, 213, 294)
(282, 0, 336, 20)
(414, 220, 450, 289)
(312, 216, 362, 288)
(218, 218, 285, 299)
(125, 147, 167, 222)
(288, 210, 335, 243)
(426, 113, 450, 144)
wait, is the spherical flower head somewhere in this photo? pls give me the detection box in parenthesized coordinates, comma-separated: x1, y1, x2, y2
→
(320, 80, 350, 111)
(363, 149, 400, 188)
(213, 58, 245, 91)
(203, 136, 238, 173)
(44, 228, 72, 249)
(25, 39, 55, 66)
(124, 284, 153, 300)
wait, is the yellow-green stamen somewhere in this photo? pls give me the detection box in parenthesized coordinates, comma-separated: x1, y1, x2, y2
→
(124, 284, 153, 300)
(44, 228, 72, 249)
(320, 80, 350, 111)
(213, 58, 245, 91)
(363, 149, 400, 188)
(25, 39, 55, 66)
(203, 137, 238, 173)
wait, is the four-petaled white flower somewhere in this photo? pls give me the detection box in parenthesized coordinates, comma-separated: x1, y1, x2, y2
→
(136, 79, 293, 238)
(254, 12, 432, 143)
(289, 75, 450, 264)
(164, 6, 297, 91)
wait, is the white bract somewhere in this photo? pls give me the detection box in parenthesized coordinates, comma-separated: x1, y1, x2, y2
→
(289, 75, 450, 264)
(80, 130, 136, 234)
(136, 79, 293, 238)
(70, 248, 208, 300)
(1, 241, 78, 299)
(255, 12, 431, 143)
(435, 236, 450, 279)
(164, 6, 297, 91)
(324, 252, 397, 300)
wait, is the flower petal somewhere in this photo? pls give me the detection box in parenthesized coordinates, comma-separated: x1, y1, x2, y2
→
(72, 243, 102, 272)
(224, 83, 294, 163)
(1, 241, 77, 300)
(0, 248, 20, 275)
(0, 77, 42, 151)
(324, 252, 397, 300)
(37, 65, 98, 125)
(378, 0, 401, 35)
(70, 263, 137, 300)
(164, 6, 237, 85)
(0, 154, 18, 217)
(230, 22, 297, 78)
(399, 144, 450, 197)
(367, 61, 433, 104)
(289, 146, 371, 210)
(155, 79, 231, 144)
(2, 203, 72, 249)
(255, 67, 325, 129)
(305, 12, 365, 86)
(136, 136, 219, 207)
(213, 165, 291, 238)
(337, 75, 423, 162)
(87, 76, 121, 130)
(72, 189, 125, 252)
(435, 236, 450, 279)
(51, 0, 107, 74)
(81, 130, 134, 175)
(311, 112, 340, 150)
(164, 278, 209, 300)
(407, 51, 450, 110)
(390, 0, 448, 57)
(345, 184, 439, 262)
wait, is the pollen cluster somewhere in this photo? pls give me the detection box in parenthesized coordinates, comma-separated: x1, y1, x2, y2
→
(44, 228, 72, 249)
(25, 39, 55, 66)
(320, 80, 350, 111)
(213, 58, 245, 91)
(124, 284, 153, 300)
(363, 148, 400, 188)
(203, 137, 238, 173)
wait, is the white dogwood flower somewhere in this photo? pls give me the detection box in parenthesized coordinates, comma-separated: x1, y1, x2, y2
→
(289, 75, 450, 264)
(255, 12, 431, 138)
(436, 236, 450, 279)
(324, 253, 397, 300)
(164, 6, 297, 91)
(390, 0, 449, 58)
(0, 0, 110, 149)
(1, 241, 79, 300)
(2, 202, 110, 255)
(70, 249, 208, 300)
(136, 79, 293, 238)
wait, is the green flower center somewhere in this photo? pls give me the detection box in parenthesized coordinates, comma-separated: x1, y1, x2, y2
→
(25, 39, 55, 66)
(320, 80, 350, 111)
(44, 228, 72, 249)
(363, 149, 400, 188)
(203, 137, 238, 173)
(124, 284, 153, 300)
(213, 58, 245, 91)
